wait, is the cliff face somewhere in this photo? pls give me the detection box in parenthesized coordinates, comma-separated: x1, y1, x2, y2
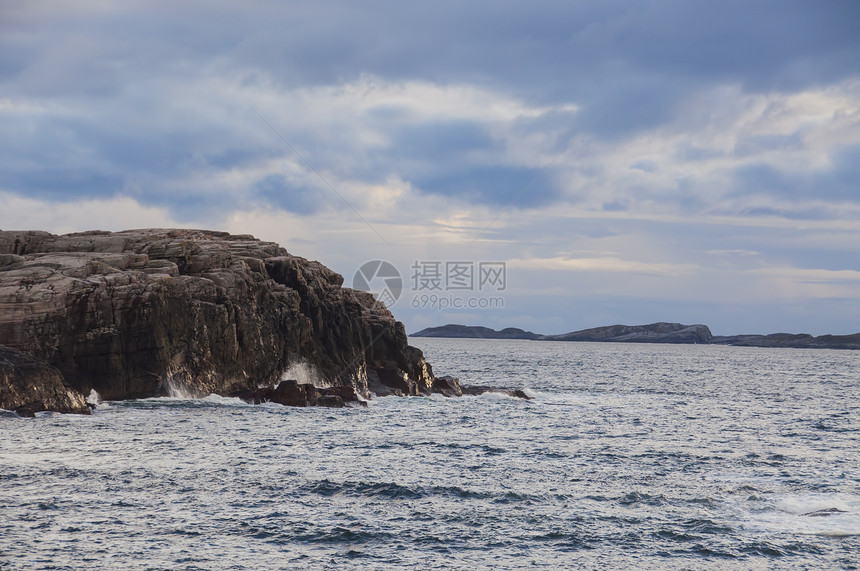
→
(0, 229, 435, 411)
(0, 346, 89, 416)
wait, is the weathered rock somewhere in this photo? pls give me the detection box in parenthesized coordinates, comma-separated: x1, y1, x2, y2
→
(316, 395, 345, 408)
(320, 385, 365, 405)
(227, 386, 269, 405)
(0, 345, 89, 415)
(0, 229, 434, 404)
(432, 375, 463, 397)
(230, 380, 364, 408)
(366, 368, 404, 397)
(270, 379, 320, 407)
(13, 404, 37, 418)
(460, 385, 531, 400)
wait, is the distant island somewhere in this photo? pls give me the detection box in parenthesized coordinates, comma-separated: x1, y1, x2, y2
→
(410, 324, 543, 340)
(411, 323, 860, 350)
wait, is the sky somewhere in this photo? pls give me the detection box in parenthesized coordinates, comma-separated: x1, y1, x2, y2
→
(1, 1, 859, 336)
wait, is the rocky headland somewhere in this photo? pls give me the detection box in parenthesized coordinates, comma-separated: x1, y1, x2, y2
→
(0, 229, 503, 416)
(412, 323, 860, 349)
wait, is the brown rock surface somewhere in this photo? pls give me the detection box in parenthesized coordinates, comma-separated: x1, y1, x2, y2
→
(460, 385, 531, 399)
(0, 345, 89, 415)
(0, 229, 435, 408)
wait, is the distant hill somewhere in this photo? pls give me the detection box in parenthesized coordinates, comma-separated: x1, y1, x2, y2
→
(410, 323, 860, 350)
(410, 324, 542, 340)
(541, 322, 712, 344)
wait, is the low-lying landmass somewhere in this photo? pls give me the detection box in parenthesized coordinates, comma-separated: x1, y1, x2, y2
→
(411, 323, 860, 350)
(541, 322, 712, 344)
(710, 332, 860, 349)
(0, 229, 526, 417)
(411, 324, 542, 340)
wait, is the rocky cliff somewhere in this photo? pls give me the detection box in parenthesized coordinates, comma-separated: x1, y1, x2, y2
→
(0, 229, 438, 413)
(0, 346, 90, 416)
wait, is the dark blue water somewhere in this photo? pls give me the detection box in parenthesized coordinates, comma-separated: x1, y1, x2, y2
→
(2, 340, 859, 569)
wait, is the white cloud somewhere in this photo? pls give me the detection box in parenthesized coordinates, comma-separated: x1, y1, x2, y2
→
(0, 191, 189, 234)
(552, 79, 860, 215)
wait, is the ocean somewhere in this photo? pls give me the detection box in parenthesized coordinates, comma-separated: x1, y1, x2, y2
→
(1, 339, 858, 570)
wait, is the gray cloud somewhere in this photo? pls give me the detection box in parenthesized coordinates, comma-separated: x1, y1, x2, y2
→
(413, 166, 560, 208)
(255, 174, 326, 215)
(733, 144, 860, 203)
(5, 2, 858, 97)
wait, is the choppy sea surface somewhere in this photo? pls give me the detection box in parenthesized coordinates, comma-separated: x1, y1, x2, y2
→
(2, 339, 859, 570)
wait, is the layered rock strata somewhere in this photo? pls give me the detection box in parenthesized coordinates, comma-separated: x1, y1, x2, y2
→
(0, 229, 441, 413)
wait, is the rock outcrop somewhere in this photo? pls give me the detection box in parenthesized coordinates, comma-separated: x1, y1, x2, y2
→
(0, 229, 438, 412)
(0, 345, 90, 416)
(231, 379, 366, 408)
(460, 385, 531, 399)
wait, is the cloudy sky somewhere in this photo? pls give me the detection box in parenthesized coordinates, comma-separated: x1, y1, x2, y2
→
(2, 1, 859, 335)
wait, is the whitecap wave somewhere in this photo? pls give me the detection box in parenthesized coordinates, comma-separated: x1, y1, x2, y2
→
(742, 493, 860, 537)
(200, 394, 252, 406)
(280, 361, 324, 387)
(86, 389, 101, 406)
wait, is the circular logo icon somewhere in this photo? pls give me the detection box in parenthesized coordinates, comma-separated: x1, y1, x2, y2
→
(352, 260, 402, 308)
